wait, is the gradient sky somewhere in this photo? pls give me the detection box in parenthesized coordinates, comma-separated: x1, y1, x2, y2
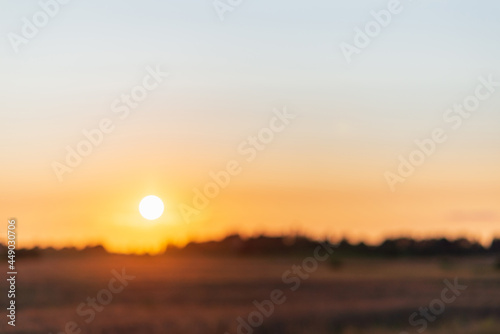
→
(1, 0, 499, 253)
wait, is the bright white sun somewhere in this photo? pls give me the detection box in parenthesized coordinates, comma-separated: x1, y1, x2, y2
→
(139, 195, 164, 220)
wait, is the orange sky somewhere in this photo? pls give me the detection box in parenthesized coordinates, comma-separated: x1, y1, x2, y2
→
(3, 143, 500, 254)
(1, 1, 500, 254)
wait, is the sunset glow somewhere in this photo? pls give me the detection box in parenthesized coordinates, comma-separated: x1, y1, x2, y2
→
(1, 0, 499, 254)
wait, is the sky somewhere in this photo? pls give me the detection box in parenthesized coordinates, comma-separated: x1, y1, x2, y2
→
(1, 0, 499, 253)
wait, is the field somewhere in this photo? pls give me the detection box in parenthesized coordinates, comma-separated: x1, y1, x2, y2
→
(2, 255, 500, 333)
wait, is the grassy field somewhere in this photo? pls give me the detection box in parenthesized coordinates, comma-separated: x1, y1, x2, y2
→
(2, 255, 500, 333)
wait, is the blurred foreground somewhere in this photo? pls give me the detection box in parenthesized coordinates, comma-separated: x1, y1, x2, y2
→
(1, 253, 500, 334)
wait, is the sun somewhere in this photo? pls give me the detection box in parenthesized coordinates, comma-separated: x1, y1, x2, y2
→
(139, 195, 164, 220)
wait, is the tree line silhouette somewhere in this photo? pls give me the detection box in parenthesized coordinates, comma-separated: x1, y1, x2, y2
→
(5, 234, 500, 258)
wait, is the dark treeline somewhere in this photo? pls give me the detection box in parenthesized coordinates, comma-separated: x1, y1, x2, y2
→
(169, 235, 500, 257)
(3, 235, 500, 257)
